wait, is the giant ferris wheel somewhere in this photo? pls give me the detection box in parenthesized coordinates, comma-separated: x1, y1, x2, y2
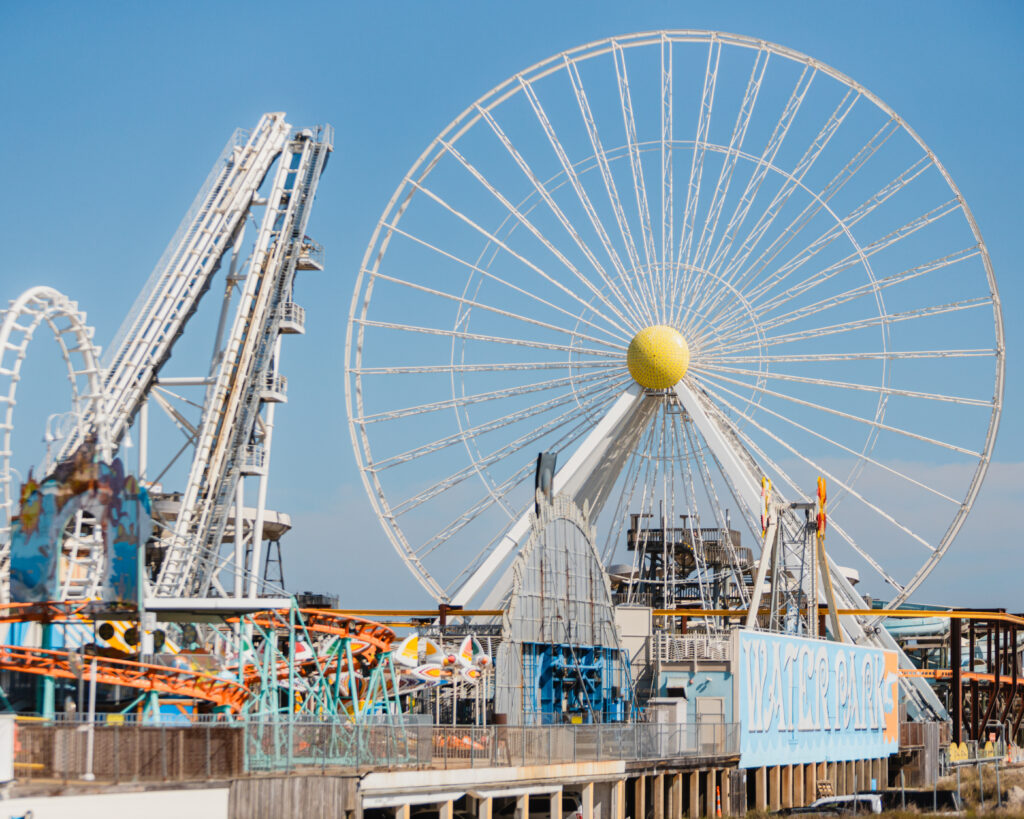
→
(346, 31, 1003, 621)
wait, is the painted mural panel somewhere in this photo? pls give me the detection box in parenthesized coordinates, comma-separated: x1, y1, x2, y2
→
(737, 630, 899, 768)
(10, 442, 151, 606)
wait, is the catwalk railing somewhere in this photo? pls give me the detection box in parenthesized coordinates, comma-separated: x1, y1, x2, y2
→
(12, 719, 739, 781)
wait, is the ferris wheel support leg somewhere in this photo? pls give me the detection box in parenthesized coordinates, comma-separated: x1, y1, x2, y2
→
(452, 385, 655, 608)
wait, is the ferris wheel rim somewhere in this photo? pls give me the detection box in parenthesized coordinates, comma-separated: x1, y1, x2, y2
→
(345, 29, 1005, 608)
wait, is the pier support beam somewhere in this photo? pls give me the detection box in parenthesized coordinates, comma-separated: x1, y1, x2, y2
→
(671, 772, 682, 819)
(755, 767, 767, 812)
(581, 783, 594, 819)
(613, 780, 625, 819)
(781, 765, 792, 809)
(653, 774, 664, 819)
(805, 763, 817, 805)
(634, 776, 646, 819)
(394, 805, 410, 819)
(769, 766, 780, 812)
(721, 768, 731, 818)
(705, 769, 716, 819)
(441, 801, 455, 819)
(688, 771, 699, 819)
(793, 764, 804, 808)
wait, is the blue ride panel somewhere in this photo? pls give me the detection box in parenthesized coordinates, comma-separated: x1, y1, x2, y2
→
(521, 642, 626, 723)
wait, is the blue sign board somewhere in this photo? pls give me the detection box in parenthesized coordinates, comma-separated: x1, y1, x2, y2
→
(737, 630, 899, 768)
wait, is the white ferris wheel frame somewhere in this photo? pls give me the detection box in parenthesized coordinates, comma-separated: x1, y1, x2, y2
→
(346, 30, 1005, 614)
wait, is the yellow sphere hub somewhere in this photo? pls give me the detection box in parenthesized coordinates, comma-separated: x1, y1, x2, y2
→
(627, 325, 690, 389)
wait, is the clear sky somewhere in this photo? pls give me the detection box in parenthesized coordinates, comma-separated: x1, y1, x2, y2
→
(0, 1, 1021, 610)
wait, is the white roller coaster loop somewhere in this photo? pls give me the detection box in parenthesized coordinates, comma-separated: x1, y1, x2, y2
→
(0, 286, 110, 552)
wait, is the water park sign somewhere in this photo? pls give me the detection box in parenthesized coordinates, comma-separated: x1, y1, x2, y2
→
(737, 630, 899, 768)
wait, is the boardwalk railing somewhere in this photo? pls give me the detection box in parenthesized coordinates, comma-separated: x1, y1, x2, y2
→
(12, 719, 739, 781)
(244, 720, 740, 771)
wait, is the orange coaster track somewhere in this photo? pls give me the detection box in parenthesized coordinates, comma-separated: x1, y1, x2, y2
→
(0, 644, 250, 711)
(0, 604, 397, 713)
(242, 609, 395, 653)
(900, 668, 1024, 686)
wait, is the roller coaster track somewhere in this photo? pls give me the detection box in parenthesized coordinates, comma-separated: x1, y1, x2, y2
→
(0, 604, 396, 713)
(242, 609, 395, 654)
(0, 644, 250, 711)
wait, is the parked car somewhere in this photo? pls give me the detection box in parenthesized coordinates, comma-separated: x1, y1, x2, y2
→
(783, 794, 883, 815)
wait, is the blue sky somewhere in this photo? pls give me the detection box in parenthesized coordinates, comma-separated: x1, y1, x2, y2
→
(0, 1, 1021, 609)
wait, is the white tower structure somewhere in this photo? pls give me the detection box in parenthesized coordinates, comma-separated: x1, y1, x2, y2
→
(0, 112, 332, 603)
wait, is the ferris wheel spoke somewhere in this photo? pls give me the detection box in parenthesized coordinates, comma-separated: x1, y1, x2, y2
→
(405, 176, 639, 333)
(743, 246, 982, 339)
(698, 362, 992, 408)
(387, 376, 629, 517)
(693, 372, 962, 504)
(380, 221, 630, 343)
(358, 367, 620, 426)
(475, 100, 650, 329)
(659, 35, 675, 290)
(683, 412, 751, 605)
(740, 182, 951, 321)
(601, 415, 658, 562)
(750, 199, 961, 323)
(826, 518, 906, 593)
(410, 390, 631, 563)
(695, 368, 982, 457)
(611, 42, 659, 280)
(675, 37, 722, 289)
(715, 89, 859, 297)
(353, 318, 624, 359)
(705, 297, 991, 359)
(370, 271, 626, 353)
(694, 65, 816, 309)
(563, 57, 650, 308)
(353, 360, 622, 376)
(716, 410, 908, 591)
(710, 393, 909, 594)
(693, 375, 938, 553)
(419, 402, 610, 565)
(712, 348, 996, 364)
(679, 48, 770, 328)
(367, 371, 623, 467)
(727, 118, 902, 301)
(435, 135, 647, 335)
(702, 156, 938, 338)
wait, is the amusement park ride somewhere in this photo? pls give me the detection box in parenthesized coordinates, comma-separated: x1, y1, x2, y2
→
(0, 31, 1016, 741)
